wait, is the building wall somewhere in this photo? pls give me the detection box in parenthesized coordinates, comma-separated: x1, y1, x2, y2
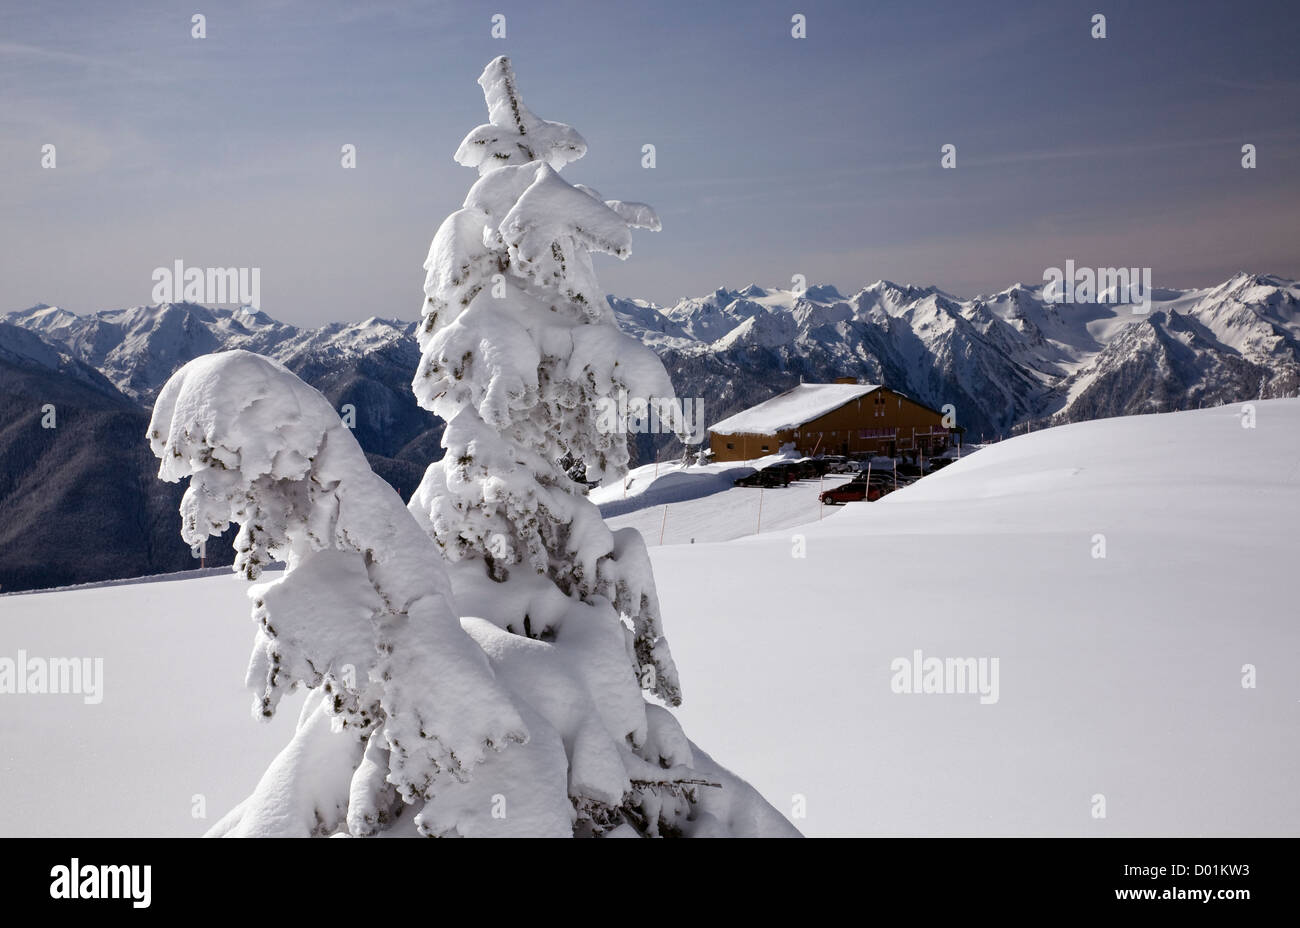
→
(710, 387, 951, 462)
(709, 429, 794, 462)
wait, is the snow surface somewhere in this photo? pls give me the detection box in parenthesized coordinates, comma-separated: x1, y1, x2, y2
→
(659, 399, 1300, 836)
(0, 574, 306, 836)
(590, 452, 791, 512)
(709, 383, 881, 435)
(590, 454, 861, 544)
(5, 401, 1294, 835)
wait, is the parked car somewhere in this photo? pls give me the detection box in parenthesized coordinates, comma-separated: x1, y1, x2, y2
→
(733, 470, 763, 487)
(733, 465, 791, 488)
(763, 462, 799, 484)
(819, 481, 887, 505)
(789, 459, 821, 479)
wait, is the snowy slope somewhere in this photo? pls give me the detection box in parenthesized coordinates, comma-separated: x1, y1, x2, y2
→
(0, 575, 304, 836)
(4, 401, 1293, 835)
(592, 454, 861, 545)
(658, 400, 1300, 836)
(604, 475, 854, 546)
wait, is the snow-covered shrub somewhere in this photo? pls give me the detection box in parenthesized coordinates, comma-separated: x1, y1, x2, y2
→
(148, 350, 550, 835)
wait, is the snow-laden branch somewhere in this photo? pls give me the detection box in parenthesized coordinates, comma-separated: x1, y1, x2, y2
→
(148, 350, 530, 830)
(455, 56, 587, 174)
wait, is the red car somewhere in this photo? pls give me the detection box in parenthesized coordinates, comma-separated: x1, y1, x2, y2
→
(819, 481, 885, 505)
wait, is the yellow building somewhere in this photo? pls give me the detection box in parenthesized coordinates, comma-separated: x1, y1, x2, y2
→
(708, 380, 952, 462)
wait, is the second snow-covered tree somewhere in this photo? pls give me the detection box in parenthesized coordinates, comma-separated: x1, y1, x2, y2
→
(409, 56, 683, 703)
(409, 57, 794, 835)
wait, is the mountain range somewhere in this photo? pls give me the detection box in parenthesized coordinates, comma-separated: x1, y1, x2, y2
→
(0, 321, 236, 591)
(610, 271, 1300, 443)
(3, 270, 1297, 590)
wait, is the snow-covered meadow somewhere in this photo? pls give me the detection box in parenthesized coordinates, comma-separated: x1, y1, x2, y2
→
(661, 399, 1300, 836)
(4, 400, 1295, 836)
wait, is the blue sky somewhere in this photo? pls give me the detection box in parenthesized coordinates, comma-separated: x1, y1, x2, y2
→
(2, 0, 1297, 325)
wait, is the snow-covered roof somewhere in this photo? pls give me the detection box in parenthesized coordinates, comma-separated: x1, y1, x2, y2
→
(709, 383, 880, 435)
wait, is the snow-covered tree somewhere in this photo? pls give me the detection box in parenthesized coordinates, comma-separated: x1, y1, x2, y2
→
(149, 58, 799, 838)
(147, 350, 567, 836)
(409, 58, 796, 835)
(150, 349, 796, 837)
(410, 56, 682, 703)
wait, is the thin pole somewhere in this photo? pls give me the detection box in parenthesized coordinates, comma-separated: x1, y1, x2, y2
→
(659, 505, 668, 545)
(756, 488, 764, 534)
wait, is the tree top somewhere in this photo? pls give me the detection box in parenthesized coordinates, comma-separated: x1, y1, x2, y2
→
(455, 56, 588, 175)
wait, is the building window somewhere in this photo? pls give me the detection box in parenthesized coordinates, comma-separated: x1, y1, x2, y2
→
(761, 445, 769, 452)
(726, 442, 735, 450)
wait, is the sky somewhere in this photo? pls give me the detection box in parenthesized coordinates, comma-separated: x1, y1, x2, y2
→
(1, 0, 1297, 326)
